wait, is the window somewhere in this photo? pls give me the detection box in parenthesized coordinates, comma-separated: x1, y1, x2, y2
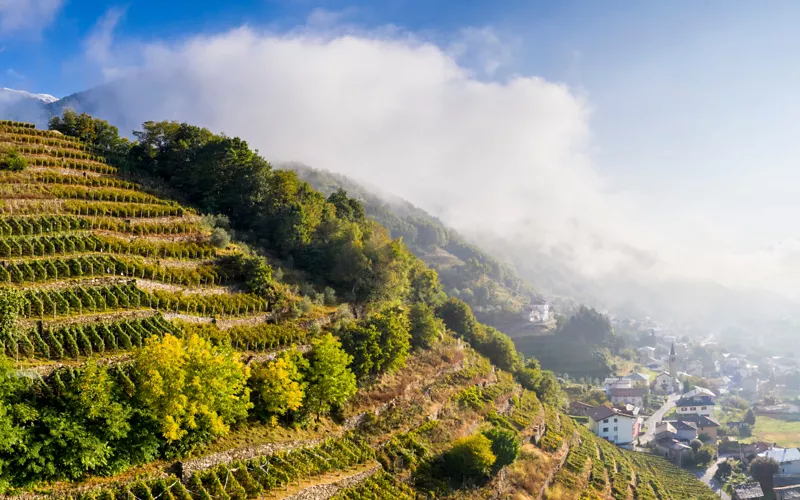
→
(603, 419, 609, 423)
(702, 407, 706, 410)
(691, 407, 696, 411)
(603, 427, 609, 432)
(614, 427, 618, 431)
(614, 418, 618, 422)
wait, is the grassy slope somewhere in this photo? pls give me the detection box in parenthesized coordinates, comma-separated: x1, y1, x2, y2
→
(0, 123, 716, 499)
(743, 415, 800, 448)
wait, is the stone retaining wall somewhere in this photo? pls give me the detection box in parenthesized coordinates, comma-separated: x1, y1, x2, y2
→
(282, 464, 382, 500)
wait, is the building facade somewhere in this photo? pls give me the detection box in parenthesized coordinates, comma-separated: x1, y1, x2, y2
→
(675, 394, 716, 417)
(587, 405, 640, 445)
(608, 387, 646, 407)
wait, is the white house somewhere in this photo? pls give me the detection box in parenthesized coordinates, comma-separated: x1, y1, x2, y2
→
(675, 394, 715, 417)
(683, 387, 716, 400)
(758, 448, 800, 475)
(587, 405, 641, 445)
(654, 372, 679, 393)
(603, 377, 633, 394)
(624, 372, 650, 388)
(528, 298, 550, 323)
(608, 387, 646, 407)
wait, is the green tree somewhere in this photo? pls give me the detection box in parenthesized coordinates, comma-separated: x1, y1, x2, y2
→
(249, 349, 308, 421)
(482, 427, 520, 468)
(744, 408, 756, 426)
(133, 334, 252, 446)
(408, 302, 442, 349)
(303, 333, 357, 419)
(49, 110, 129, 154)
(476, 326, 520, 371)
(327, 188, 365, 222)
(441, 434, 496, 484)
(437, 297, 478, 340)
(750, 456, 779, 495)
(339, 306, 411, 380)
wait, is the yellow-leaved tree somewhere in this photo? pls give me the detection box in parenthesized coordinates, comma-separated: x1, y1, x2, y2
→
(249, 348, 308, 423)
(133, 334, 251, 446)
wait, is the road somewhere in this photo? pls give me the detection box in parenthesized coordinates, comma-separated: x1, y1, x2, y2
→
(639, 394, 679, 444)
(695, 456, 731, 499)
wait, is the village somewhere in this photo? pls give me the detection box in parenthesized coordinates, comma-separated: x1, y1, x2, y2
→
(561, 324, 800, 500)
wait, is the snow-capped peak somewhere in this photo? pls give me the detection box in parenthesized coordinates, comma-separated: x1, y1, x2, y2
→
(0, 87, 58, 104)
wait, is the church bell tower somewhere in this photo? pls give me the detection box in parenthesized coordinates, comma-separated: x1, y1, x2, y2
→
(669, 342, 677, 390)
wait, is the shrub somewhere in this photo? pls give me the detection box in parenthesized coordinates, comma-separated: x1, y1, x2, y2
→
(210, 228, 231, 248)
(0, 148, 27, 171)
(440, 434, 496, 484)
(483, 426, 520, 468)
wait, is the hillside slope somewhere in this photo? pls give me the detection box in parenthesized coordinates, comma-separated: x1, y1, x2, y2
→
(288, 164, 553, 334)
(0, 118, 715, 499)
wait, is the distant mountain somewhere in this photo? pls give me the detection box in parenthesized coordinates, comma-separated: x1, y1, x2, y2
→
(0, 88, 58, 103)
(0, 84, 135, 131)
(0, 87, 59, 125)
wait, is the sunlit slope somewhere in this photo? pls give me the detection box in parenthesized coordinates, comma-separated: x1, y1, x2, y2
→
(0, 121, 288, 368)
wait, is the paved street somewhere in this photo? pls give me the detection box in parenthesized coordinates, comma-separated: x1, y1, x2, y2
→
(639, 394, 679, 444)
(695, 456, 731, 499)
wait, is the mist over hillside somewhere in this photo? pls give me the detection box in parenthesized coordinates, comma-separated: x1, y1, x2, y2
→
(5, 78, 800, 342)
(3, 24, 800, 343)
(286, 162, 800, 343)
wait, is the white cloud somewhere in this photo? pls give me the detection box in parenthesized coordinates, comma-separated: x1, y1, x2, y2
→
(74, 21, 800, 308)
(0, 0, 63, 35)
(84, 7, 128, 79)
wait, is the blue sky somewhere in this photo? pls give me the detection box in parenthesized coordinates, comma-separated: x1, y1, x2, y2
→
(2, 1, 800, 297)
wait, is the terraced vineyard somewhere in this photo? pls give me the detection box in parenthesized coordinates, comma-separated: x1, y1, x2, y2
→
(0, 120, 720, 499)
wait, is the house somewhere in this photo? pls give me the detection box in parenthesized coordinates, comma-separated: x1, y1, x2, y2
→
(528, 298, 550, 323)
(758, 448, 800, 475)
(663, 420, 698, 442)
(608, 387, 647, 407)
(733, 483, 765, 500)
(683, 387, 716, 400)
(675, 414, 720, 441)
(652, 434, 692, 465)
(755, 404, 800, 416)
(587, 405, 641, 445)
(741, 441, 772, 459)
(675, 394, 715, 417)
(569, 401, 593, 417)
(637, 346, 656, 363)
(654, 371, 679, 393)
(603, 377, 633, 394)
(655, 421, 677, 439)
(624, 372, 650, 388)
